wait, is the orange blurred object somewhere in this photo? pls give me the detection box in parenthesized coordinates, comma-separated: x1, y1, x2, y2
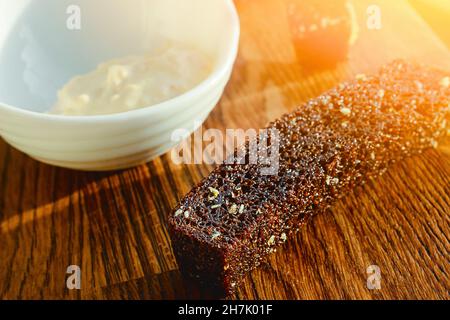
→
(286, 0, 358, 69)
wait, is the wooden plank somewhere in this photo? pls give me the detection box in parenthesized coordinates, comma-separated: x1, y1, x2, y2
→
(0, 0, 449, 299)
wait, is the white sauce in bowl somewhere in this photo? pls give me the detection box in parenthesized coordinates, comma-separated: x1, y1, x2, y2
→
(51, 42, 211, 116)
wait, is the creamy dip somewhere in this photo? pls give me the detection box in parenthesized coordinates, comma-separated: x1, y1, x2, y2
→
(51, 43, 211, 116)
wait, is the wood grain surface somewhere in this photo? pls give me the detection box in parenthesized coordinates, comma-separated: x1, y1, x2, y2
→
(0, 0, 449, 300)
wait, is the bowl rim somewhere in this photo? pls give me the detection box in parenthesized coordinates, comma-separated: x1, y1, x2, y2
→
(0, 0, 240, 124)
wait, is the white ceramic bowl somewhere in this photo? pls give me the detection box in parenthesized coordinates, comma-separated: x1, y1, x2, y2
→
(0, 0, 240, 171)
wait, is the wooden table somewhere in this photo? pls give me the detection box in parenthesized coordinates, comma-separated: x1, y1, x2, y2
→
(0, 0, 449, 300)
